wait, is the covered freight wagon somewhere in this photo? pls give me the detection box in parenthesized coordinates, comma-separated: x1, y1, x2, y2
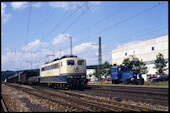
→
(18, 71, 38, 84)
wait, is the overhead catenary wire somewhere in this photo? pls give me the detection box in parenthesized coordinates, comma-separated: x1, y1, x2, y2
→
(25, 2, 32, 45)
(2, 2, 168, 71)
(25, 3, 87, 64)
(70, 1, 166, 47)
(62, 2, 96, 34)
(23, 2, 32, 63)
(31, 6, 58, 38)
(37, 2, 167, 64)
(103, 27, 168, 51)
(98, 27, 168, 64)
(20, 2, 86, 58)
(39, 2, 87, 42)
(96, 1, 165, 35)
(18, 2, 86, 65)
(6, 2, 93, 58)
(5, 1, 167, 55)
(71, 1, 137, 36)
(48, 22, 167, 64)
(40, 2, 96, 53)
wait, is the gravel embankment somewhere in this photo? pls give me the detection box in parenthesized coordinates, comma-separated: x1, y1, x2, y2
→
(1, 84, 58, 112)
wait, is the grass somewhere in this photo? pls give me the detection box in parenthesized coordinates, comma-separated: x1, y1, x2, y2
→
(88, 81, 112, 84)
(88, 80, 169, 86)
(143, 81, 169, 86)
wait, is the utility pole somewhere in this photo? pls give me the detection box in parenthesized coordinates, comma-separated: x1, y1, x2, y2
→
(66, 35, 72, 56)
(59, 49, 62, 58)
(98, 37, 102, 81)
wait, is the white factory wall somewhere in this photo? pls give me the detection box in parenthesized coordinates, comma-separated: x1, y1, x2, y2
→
(112, 35, 169, 75)
(86, 69, 97, 82)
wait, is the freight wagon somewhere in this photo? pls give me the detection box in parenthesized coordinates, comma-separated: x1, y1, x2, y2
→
(8, 74, 19, 83)
(18, 71, 38, 84)
(8, 71, 38, 84)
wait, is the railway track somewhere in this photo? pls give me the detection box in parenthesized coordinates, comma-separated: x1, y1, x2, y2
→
(86, 84, 168, 106)
(89, 85, 168, 96)
(8, 84, 163, 112)
(7, 84, 92, 112)
(81, 89, 168, 106)
(57, 89, 164, 112)
(1, 98, 8, 112)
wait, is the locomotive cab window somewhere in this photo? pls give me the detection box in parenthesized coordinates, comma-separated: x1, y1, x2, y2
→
(60, 62, 62, 67)
(67, 60, 74, 65)
(53, 63, 59, 68)
(78, 60, 85, 65)
(41, 67, 45, 71)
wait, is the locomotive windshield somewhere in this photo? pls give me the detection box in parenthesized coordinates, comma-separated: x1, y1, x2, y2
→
(78, 60, 85, 65)
(67, 60, 74, 65)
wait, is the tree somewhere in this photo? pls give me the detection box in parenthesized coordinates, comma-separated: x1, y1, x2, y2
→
(122, 58, 134, 71)
(154, 53, 167, 74)
(122, 58, 148, 73)
(101, 61, 111, 77)
(136, 59, 148, 74)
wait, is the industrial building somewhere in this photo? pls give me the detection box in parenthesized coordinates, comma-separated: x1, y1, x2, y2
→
(112, 35, 168, 76)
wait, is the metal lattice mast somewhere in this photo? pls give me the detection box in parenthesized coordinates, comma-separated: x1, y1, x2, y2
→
(98, 37, 102, 81)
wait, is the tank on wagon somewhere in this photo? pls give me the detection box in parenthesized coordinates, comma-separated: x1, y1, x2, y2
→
(112, 65, 144, 85)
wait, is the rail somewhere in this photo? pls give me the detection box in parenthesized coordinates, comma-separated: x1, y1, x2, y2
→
(32, 85, 163, 111)
(59, 90, 163, 112)
(1, 98, 8, 112)
(7, 84, 165, 112)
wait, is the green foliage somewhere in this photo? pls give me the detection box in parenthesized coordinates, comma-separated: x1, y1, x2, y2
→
(92, 61, 112, 77)
(122, 58, 148, 73)
(122, 58, 133, 71)
(137, 59, 148, 74)
(154, 53, 167, 74)
(101, 61, 112, 76)
(89, 74, 92, 77)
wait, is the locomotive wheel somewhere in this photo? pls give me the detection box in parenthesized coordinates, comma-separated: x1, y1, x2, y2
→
(139, 78, 144, 85)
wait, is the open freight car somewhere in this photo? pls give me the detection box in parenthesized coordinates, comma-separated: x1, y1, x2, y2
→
(8, 74, 19, 83)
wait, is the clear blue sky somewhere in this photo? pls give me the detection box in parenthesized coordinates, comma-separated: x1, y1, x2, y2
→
(1, 1, 168, 71)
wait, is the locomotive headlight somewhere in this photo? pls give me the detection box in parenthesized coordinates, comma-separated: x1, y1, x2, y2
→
(81, 75, 86, 78)
(69, 75, 73, 78)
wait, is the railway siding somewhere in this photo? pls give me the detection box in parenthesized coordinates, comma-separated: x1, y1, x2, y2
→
(2, 83, 167, 112)
(1, 84, 30, 112)
(1, 98, 8, 112)
(28, 84, 165, 112)
(59, 90, 163, 112)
